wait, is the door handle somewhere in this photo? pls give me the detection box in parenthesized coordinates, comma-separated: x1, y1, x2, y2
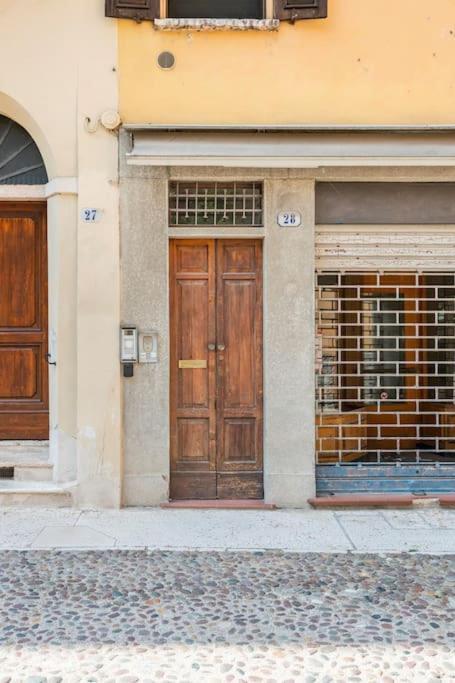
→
(208, 343, 216, 351)
(217, 344, 225, 351)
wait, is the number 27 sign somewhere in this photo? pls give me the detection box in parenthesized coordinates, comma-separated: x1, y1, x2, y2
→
(277, 211, 302, 228)
(81, 208, 103, 223)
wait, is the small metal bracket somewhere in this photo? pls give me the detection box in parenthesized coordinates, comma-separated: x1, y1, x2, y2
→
(46, 353, 56, 366)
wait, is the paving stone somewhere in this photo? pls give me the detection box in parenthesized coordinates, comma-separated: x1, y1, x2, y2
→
(0, 550, 453, 680)
(31, 525, 115, 549)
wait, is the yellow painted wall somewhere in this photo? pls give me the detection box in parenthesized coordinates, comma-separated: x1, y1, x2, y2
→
(119, 0, 455, 125)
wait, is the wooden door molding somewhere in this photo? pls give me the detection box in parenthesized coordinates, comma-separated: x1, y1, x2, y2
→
(0, 202, 49, 439)
(169, 239, 263, 500)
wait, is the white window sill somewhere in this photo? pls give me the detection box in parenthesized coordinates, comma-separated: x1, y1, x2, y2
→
(154, 18, 280, 31)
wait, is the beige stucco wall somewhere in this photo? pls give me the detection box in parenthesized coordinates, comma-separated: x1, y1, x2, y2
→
(118, 0, 455, 126)
(0, 0, 121, 507)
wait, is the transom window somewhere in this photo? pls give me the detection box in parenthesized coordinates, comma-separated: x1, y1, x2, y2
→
(169, 182, 263, 227)
(167, 0, 264, 19)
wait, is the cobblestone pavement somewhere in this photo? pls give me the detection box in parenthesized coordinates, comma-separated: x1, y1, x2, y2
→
(0, 551, 454, 682)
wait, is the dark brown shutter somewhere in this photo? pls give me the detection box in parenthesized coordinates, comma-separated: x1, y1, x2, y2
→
(274, 0, 327, 21)
(105, 0, 159, 21)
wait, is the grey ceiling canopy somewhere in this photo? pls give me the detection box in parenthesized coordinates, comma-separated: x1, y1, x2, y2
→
(0, 115, 48, 185)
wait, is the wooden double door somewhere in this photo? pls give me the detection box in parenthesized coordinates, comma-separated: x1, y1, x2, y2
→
(170, 239, 263, 500)
(0, 203, 49, 439)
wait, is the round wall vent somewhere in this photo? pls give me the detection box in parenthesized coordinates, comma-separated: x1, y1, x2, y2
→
(158, 52, 175, 69)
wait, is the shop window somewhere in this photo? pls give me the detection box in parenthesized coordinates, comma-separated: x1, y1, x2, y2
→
(316, 271, 455, 466)
(169, 181, 263, 227)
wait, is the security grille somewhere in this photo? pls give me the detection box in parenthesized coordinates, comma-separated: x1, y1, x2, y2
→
(169, 181, 263, 227)
(316, 271, 455, 466)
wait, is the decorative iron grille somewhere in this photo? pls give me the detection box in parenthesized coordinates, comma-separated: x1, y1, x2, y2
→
(316, 271, 455, 465)
(169, 181, 263, 227)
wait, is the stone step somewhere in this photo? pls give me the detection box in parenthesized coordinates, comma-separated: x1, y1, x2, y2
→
(0, 442, 53, 482)
(13, 464, 53, 482)
(0, 441, 49, 464)
(0, 481, 72, 507)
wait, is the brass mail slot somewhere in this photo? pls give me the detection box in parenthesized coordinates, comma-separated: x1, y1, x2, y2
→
(179, 359, 207, 369)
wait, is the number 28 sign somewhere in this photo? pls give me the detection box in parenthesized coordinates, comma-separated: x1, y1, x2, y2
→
(277, 211, 302, 228)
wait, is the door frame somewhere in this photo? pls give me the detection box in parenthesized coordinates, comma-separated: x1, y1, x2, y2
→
(169, 237, 264, 500)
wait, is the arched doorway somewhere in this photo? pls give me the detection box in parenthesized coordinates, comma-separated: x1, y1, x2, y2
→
(0, 115, 49, 439)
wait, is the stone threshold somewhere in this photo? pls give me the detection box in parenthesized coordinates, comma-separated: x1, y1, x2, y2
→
(161, 499, 277, 510)
(309, 494, 455, 509)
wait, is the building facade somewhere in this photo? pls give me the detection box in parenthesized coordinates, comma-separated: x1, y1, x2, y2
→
(114, 0, 455, 506)
(1, 0, 455, 507)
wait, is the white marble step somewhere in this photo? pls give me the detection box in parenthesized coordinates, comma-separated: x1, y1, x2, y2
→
(0, 481, 71, 507)
(0, 442, 53, 482)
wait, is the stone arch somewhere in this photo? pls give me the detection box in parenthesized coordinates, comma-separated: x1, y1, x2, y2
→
(0, 92, 55, 181)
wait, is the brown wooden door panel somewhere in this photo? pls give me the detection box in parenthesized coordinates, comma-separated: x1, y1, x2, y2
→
(216, 240, 263, 497)
(223, 280, 257, 408)
(0, 347, 40, 399)
(0, 203, 48, 439)
(0, 218, 37, 329)
(170, 239, 263, 500)
(170, 240, 216, 499)
(177, 280, 210, 409)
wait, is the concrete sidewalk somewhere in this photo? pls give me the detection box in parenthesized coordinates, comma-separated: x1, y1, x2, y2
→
(0, 506, 455, 553)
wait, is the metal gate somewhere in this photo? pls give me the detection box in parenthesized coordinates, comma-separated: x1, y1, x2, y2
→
(315, 270, 455, 495)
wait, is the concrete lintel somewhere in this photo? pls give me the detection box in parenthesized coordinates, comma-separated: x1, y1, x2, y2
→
(0, 185, 46, 200)
(0, 177, 78, 201)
